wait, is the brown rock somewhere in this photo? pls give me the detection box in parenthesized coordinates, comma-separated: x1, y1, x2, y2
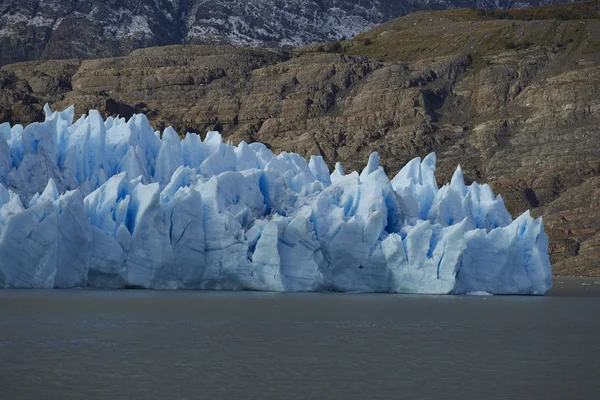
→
(1, 10, 600, 275)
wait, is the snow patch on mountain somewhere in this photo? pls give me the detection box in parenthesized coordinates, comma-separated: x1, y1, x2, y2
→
(0, 0, 575, 64)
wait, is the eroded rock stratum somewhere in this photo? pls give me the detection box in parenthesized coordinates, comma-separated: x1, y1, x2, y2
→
(1, 9, 599, 275)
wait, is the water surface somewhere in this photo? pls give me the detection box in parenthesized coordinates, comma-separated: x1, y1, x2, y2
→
(1, 278, 599, 400)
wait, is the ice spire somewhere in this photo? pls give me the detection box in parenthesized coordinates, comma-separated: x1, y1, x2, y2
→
(360, 152, 380, 182)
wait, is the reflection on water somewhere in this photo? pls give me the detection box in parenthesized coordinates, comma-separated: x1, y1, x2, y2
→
(1, 282, 599, 400)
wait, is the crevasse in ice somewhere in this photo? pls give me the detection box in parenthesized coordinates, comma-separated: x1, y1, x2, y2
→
(0, 106, 552, 294)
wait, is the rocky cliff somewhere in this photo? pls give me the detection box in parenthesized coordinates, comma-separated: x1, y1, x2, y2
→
(0, 0, 576, 65)
(0, 4, 599, 275)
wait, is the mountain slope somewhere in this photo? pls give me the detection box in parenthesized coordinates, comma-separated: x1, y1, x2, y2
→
(0, 2, 599, 275)
(0, 0, 578, 65)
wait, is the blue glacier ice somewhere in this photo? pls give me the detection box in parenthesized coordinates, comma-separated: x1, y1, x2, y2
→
(0, 106, 552, 294)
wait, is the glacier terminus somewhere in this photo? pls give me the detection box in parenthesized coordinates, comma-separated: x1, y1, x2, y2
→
(0, 106, 552, 294)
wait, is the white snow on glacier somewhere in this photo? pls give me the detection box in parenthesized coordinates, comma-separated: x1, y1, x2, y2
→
(0, 106, 552, 294)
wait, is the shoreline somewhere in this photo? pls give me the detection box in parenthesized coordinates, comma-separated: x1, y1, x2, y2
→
(0, 277, 598, 297)
(548, 277, 600, 297)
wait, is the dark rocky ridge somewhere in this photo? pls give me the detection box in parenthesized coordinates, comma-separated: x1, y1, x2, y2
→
(0, 5, 599, 275)
(0, 0, 577, 66)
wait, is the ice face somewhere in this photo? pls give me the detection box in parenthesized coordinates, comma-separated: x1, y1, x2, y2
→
(0, 107, 552, 294)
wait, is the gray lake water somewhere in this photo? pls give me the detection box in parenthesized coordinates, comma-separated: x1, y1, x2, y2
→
(1, 278, 600, 400)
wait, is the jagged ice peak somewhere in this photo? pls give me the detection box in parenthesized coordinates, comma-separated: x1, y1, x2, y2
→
(0, 106, 552, 294)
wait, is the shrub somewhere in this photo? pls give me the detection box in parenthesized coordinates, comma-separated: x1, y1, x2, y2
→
(505, 41, 532, 50)
(329, 41, 342, 51)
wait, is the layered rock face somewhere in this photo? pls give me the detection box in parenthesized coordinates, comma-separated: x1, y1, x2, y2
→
(0, 0, 576, 65)
(0, 9, 599, 275)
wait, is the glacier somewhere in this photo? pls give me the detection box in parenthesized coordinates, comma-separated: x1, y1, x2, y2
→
(0, 106, 552, 294)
